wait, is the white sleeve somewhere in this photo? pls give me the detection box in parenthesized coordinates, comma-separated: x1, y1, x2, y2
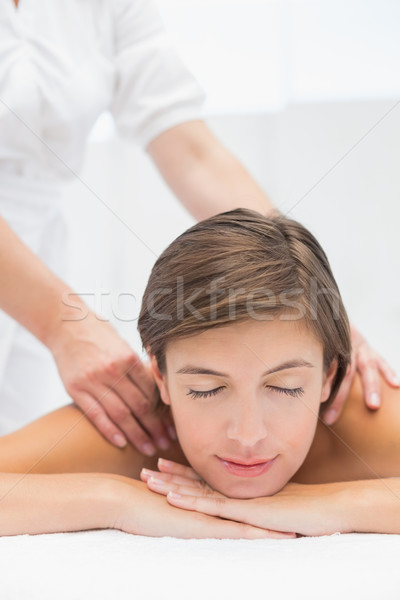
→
(110, 0, 206, 149)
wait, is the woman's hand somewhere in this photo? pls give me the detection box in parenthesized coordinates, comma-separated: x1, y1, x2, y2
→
(141, 458, 224, 498)
(141, 459, 347, 537)
(322, 324, 400, 425)
(49, 307, 176, 453)
(112, 476, 295, 540)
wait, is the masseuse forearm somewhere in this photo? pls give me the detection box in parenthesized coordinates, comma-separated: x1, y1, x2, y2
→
(147, 120, 276, 221)
(0, 216, 87, 349)
(0, 472, 123, 536)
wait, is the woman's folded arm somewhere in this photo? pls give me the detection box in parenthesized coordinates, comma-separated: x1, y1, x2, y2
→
(0, 471, 124, 536)
(141, 460, 400, 536)
(0, 471, 292, 539)
(339, 478, 400, 534)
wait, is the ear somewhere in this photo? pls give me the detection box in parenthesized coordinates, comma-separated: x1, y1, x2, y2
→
(320, 358, 338, 404)
(148, 353, 171, 406)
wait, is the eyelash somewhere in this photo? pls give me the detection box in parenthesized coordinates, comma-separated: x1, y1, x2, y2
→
(186, 386, 305, 399)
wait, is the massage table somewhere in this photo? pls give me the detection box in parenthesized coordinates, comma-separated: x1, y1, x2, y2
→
(1, 529, 399, 599)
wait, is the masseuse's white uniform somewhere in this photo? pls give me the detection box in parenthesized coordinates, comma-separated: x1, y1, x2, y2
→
(0, 0, 205, 434)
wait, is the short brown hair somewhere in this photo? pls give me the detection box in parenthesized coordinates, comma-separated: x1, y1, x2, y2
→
(138, 208, 351, 410)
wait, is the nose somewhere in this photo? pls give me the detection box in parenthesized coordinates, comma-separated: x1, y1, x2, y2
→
(226, 396, 268, 447)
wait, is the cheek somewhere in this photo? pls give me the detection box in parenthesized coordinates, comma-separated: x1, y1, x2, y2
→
(279, 394, 321, 465)
(170, 401, 218, 458)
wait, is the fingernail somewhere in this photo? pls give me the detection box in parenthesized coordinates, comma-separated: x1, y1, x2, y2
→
(149, 477, 165, 486)
(142, 442, 157, 456)
(168, 491, 182, 500)
(158, 458, 173, 469)
(167, 425, 178, 441)
(392, 376, 400, 386)
(323, 409, 337, 425)
(113, 434, 127, 448)
(370, 392, 380, 408)
(157, 437, 170, 451)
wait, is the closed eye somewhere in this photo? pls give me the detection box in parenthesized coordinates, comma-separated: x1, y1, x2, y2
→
(187, 386, 225, 399)
(186, 386, 304, 399)
(268, 386, 304, 398)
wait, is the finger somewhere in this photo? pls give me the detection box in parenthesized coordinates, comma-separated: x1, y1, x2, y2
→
(96, 385, 158, 456)
(146, 477, 202, 497)
(128, 361, 178, 445)
(72, 390, 127, 448)
(110, 375, 171, 451)
(322, 361, 356, 425)
(161, 410, 178, 441)
(141, 469, 200, 486)
(167, 491, 250, 522)
(145, 473, 223, 500)
(157, 458, 202, 481)
(133, 407, 171, 451)
(140, 468, 203, 488)
(166, 492, 295, 537)
(125, 354, 158, 403)
(322, 381, 351, 425)
(357, 352, 381, 409)
(377, 358, 400, 388)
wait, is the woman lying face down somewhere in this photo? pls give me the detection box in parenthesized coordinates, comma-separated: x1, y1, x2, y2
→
(148, 318, 337, 500)
(138, 210, 349, 499)
(135, 209, 400, 535)
(0, 208, 399, 538)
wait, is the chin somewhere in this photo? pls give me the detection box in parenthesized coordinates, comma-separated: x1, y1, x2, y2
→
(204, 472, 290, 499)
(191, 454, 293, 499)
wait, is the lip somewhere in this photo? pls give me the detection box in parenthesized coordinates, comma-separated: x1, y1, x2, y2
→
(217, 455, 277, 478)
(219, 456, 276, 466)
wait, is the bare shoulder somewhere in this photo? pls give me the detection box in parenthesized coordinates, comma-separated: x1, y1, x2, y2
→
(0, 404, 188, 479)
(327, 372, 400, 479)
(294, 373, 400, 483)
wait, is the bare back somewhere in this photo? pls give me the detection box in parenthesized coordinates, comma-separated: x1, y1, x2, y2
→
(292, 373, 400, 484)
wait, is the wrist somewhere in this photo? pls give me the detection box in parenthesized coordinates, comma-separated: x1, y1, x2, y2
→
(104, 475, 145, 533)
(88, 473, 138, 531)
(334, 479, 391, 534)
(43, 288, 91, 353)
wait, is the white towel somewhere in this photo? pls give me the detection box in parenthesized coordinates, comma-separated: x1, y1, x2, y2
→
(1, 530, 399, 599)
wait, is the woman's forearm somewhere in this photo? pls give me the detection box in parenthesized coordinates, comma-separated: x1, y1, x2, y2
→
(0, 471, 280, 540)
(140, 462, 400, 536)
(340, 478, 400, 534)
(0, 472, 125, 536)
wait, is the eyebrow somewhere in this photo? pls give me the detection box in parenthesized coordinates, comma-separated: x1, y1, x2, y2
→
(176, 359, 315, 377)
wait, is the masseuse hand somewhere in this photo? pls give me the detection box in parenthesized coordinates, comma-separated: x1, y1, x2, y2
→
(49, 308, 175, 453)
(141, 459, 347, 537)
(322, 324, 400, 425)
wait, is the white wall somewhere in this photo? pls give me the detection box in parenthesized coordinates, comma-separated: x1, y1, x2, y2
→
(61, 98, 400, 390)
(156, 0, 400, 112)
